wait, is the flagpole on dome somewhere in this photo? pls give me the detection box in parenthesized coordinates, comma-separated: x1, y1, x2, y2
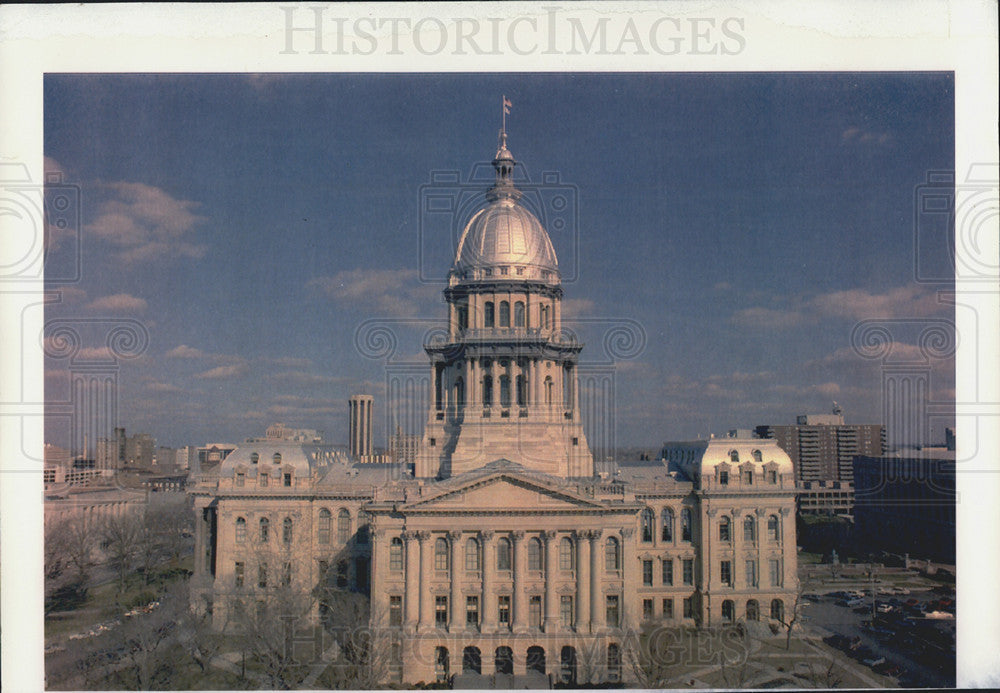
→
(500, 94, 512, 149)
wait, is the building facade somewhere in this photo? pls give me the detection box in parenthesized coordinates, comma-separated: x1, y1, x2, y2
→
(188, 122, 799, 686)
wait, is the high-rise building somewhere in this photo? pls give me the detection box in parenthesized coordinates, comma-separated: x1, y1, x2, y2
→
(348, 394, 374, 459)
(388, 425, 420, 474)
(125, 432, 155, 467)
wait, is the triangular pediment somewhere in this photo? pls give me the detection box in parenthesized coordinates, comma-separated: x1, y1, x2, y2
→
(402, 467, 608, 513)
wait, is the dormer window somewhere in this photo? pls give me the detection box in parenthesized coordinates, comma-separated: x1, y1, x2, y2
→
(283, 472, 292, 487)
(719, 469, 729, 485)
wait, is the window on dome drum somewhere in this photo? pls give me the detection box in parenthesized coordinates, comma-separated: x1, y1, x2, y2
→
(681, 509, 692, 541)
(744, 515, 756, 542)
(250, 453, 259, 464)
(499, 301, 510, 327)
(454, 377, 465, 406)
(389, 595, 402, 626)
(662, 558, 673, 585)
(259, 473, 268, 487)
(435, 537, 450, 572)
(497, 538, 512, 570)
(498, 595, 511, 627)
(730, 450, 739, 463)
(514, 301, 525, 327)
(528, 537, 543, 571)
(752, 449, 763, 462)
(500, 266, 508, 276)
(661, 508, 674, 541)
(643, 560, 653, 586)
(234, 562, 244, 588)
(499, 375, 511, 407)
(457, 305, 468, 330)
(720, 560, 732, 586)
(516, 374, 527, 406)
(641, 508, 655, 542)
(541, 304, 550, 329)
(559, 537, 575, 570)
(465, 538, 481, 572)
(561, 595, 574, 627)
(606, 595, 620, 626)
(683, 558, 694, 585)
(435, 596, 448, 627)
(337, 509, 351, 543)
(259, 517, 269, 542)
(390, 537, 403, 570)
(258, 563, 267, 588)
(768, 515, 781, 542)
(235, 517, 246, 544)
(318, 509, 331, 545)
(605, 537, 620, 572)
(484, 301, 494, 327)
(273, 453, 282, 464)
(719, 516, 731, 542)
(529, 595, 542, 628)
(482, 375, 493, 406)
(544, 376, 553, 405)
(283, 517, 293, 544)
(235, 472, 244, 487)
(643, 598, 654, 620)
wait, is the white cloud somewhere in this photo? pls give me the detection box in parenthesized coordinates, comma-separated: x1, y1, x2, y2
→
(841, 126, 892, 146)
(308, 269, 440, 317)
(86, 293, 148, 313)
(148, 381, 184, 393)
(730, 306, 804, 328)
(166, 344, 210, 359)
(196, 363, 249, 380)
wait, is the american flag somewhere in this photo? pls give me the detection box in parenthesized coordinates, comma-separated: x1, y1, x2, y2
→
(503, 96, 512, 114)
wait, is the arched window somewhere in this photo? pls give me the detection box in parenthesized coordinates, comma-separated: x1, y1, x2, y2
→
(337, 509, 351, 543)
(499, 375, 511, 407)
(484, 301, 494, 328)
(541, 304, 550, 329)
(752, 449, 763, 462)
(719, 516, 731, 542)
(463, 646, 482, 675)
(744, 515, 756, 542)
(389, 537, 403, 571)
(544, 376, 553, 405)
(729, 449, 739, 463)
(514, 301, 525, 327)
(235, 517, 246, 543)
(527, 537, 543, 571)
(607, 644, 621, 682)
(499, 301, 510, 327)
(661, 508, 674, 541)
(282, 517, 293, 545)
(641, 508, 655, 543)
(495, 646, 513, 675)
(465, 537, 481, 571)
(259, 517, 269, 542)
(482, 375, 493, 406)
(516, 374, 527, 406)
(560, 646, 577, 685)
(771, 599, 785, 621)
(454, 376, 465, 406)
(768, 515, 781, 542)
(357, 510, 369, 544)
(496, 537, 512, 570)
(318, 509, 331, 545)
(681, 508, 692, 541)
(559, 537, 575, 571)
(250, 453, 259, 464)
(722, 600, 735, 622)
(273, 453, 282, 464)
(435, 646, 450, 683)
(605, 537, 620, 572)
(526, 646, 546, 675)
(435, 537, 449, 571)
(746, 599, 760, 621)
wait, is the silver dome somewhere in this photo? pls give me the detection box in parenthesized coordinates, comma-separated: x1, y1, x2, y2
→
(454, 197, 559, 274)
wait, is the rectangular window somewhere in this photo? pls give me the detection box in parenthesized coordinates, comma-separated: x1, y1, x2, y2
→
(435, 596, 448, 626)
(683, 597, 693, 619)
(745, 559, 757, 587)
(643, 598, 654, 620)
(234, 561, 244, 588)
(466, 595, 479, 627)
(768, 470, 778, 484)
(560, 595, 574, 628)
(662, 558, 674, 585)
(642, 559, 653, 586)
(662, 598, 673, 619)
(719, 470, 729, 485)
(283, 473, 292, 487)
(720, 560, 732, 586)
(682, 559, 694, 585)
(769, 559, 782, 587)
(498, 595, 511, 627)
(529, 595, 542, 628)
(606, 595, 620, 626)
(235, 472, 245, 487)
(258, 563, 267, 589)
(259, 473, 268, 487)
(282, 562, 292, 587)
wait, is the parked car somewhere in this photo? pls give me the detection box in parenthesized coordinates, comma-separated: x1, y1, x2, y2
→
(893, 586, 911, 595)
(863, 655, 887, 668)
(877, 602, 894, 613)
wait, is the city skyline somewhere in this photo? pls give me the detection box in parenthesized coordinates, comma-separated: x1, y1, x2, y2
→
(43, 73, 955, 449)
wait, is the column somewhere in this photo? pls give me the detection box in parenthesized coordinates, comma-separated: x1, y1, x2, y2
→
(620, 528, 636, 628)
(469, 358, 478, 410)
(589, 530, 604, 630)
(404, 531, 420, 628)
(576, 531, 590, 633)
(418, 531, 433, 630)
(543, 531, 559, 631)
(511, 531, 526, 630)
(193, 505, 205, 580)
(481, 531, 495, 632)
(532, 359, 541, 410)
(371, 527, 386, 621)
(491, 370, 500, 412)
(449, 531, 463, 630)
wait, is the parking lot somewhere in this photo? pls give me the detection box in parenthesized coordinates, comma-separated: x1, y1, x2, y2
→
(802, 588, 955, 688)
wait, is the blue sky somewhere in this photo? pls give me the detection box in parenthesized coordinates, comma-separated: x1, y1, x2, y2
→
(43, 73, 955, 451)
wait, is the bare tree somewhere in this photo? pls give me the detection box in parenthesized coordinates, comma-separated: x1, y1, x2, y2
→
(100, 512, 143, 593)
(775, 584, 807, 650)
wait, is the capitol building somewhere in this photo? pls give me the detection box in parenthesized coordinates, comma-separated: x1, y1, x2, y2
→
(188, 119, 799, 686)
